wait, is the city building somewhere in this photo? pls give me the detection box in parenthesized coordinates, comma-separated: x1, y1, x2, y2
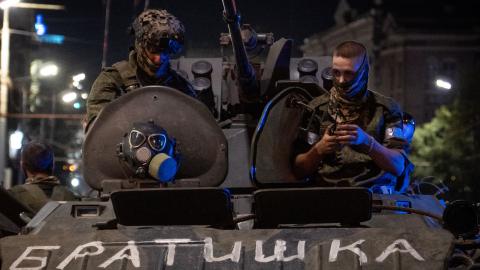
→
(301, 0, 480, 124)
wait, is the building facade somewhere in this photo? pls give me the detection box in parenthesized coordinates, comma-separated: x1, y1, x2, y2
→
(301, 0, 480, 124)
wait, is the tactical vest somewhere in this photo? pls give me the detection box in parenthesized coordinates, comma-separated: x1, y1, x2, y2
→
(303, 91, 412, 192)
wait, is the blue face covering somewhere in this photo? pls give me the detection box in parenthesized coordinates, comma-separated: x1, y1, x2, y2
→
(166, 39, 182, 55)
(333, 55, 369, 100)
(135, 39, 183, 79)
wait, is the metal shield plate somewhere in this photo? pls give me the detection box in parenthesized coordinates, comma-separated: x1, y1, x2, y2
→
(250, 86, 314, 186)
(83, 86, 228, 190)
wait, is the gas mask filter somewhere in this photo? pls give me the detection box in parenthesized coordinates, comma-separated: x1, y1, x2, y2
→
(117, 121, 179, 183)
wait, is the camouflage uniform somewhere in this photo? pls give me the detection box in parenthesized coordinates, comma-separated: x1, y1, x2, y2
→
(86, 9, 196, 130)
(295, 89, 410, 188)
(86, 51, 196, 129)
(9, 176, 77, 213)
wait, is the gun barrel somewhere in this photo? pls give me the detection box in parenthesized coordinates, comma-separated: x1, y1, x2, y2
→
(221, 0, 258, 94)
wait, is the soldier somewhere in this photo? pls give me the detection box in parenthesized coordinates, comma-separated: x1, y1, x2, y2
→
(293, 41, 411, 192)
(86, 9, 196, 130)
(9, 142, 77, 213)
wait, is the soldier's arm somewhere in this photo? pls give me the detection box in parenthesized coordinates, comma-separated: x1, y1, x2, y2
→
(86, 70, 121, 130)
(293, 130, 337, 179)
(294, 148, 324, 179)
(373, 99, 411, 176)
(334, 123, 406, 176)
(336, 99, 409, 177)
(362, 134, 405, 176)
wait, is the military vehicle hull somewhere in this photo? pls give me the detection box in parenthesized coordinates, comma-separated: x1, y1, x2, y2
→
(0, 193, 454, 270)
(1, 1, 477, 268)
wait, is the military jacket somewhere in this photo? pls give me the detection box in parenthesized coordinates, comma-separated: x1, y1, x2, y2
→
(295, 90, 410, 188)
(86, 51, 196, 129)
(9, 176, 77, 213)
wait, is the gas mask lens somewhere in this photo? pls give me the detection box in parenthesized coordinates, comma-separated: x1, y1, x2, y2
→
(148, 134, 167, 151)
(129, 130, 167, 151)
(129, 130, 146, 148)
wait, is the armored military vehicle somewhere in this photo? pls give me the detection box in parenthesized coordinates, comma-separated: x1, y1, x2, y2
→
(1, 0, 479, 269)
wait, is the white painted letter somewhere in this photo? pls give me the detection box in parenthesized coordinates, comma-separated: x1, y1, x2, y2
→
(154, 239, 191, 266)
(375, 239, 425, 262)
(99, 241, 140, 268)
(255, 240, 305, 263)
(56, 241, 104, 269)
(329, 239, 367, 265)
(283, 240, 305, 262)
(204, 237, 242, 263)
(10, 246, 60, 270)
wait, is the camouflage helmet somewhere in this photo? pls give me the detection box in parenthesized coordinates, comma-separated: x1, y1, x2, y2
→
(132, 9, 185, 53)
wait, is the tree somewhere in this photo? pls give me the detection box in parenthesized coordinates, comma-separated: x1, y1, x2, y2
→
(410, 73, 480, 201)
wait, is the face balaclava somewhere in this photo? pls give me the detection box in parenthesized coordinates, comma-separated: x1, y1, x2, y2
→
(332, 54, 369, 100)
(328, 54, 370, 124)
(135, 42, 171, 79)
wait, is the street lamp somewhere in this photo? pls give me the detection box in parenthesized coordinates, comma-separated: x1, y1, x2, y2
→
(72, 73, 85, 82)
(62, 91, 77, 103)
(8, 128, 23, 159)
(72, 72, 85, 89)
(38, 63, 58, 77)
(0, 0, 19, 9)
(435, 78, 452, 90)
(70, 177, 79, 187)
(60, 72, 87, 110)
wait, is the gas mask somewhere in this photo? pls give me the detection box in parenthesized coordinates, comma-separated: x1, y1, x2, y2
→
(117, 121, 179, 183)
(333, 55, 369, 100)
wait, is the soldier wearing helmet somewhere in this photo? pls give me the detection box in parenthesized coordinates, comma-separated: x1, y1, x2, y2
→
(86, 9, 196, 131)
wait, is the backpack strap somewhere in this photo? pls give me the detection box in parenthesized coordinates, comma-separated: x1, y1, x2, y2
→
(112, 60, 140, 93)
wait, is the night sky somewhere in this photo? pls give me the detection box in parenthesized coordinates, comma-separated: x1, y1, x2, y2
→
(37, 0, 369, 89)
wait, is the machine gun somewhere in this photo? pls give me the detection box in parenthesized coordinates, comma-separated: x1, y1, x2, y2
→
(221, 0, 259, 96)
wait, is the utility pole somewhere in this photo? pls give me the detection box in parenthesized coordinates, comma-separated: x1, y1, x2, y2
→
(101, 0, 111, 68)
(0, 1, 63, 187)
(0, 0, 16, 188)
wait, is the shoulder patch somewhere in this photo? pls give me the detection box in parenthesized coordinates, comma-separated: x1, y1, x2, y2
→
(385, 126, 406, 140)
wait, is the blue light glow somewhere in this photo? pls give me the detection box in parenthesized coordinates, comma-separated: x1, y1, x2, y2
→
(256, 100, 273, 132)
(38, 34, 65, 45)
(222, 188, 231, 198)
(35, 14, 47, 36)
(438, 199, 446, 207)
(249, 166, 256, 180)
(395, 200, 411, 215)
